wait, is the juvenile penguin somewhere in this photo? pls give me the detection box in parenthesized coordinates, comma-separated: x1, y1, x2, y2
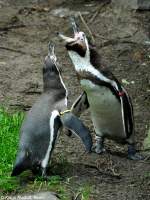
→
(11, 43, 92, 178)
(58, 19, 142, 160)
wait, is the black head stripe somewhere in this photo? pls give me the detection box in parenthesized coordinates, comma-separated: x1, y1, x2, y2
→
(66, 43, 86, 57)
(89, 46, 102, 69)
(77, 71, 121, 102)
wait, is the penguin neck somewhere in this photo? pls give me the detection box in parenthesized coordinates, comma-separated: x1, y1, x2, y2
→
(68, 48, 119, 91)
(68, 49, 105, 82)
(68, 49, 93, 73)
(43, 76, 60, 91)
(43, 74, 67, 96)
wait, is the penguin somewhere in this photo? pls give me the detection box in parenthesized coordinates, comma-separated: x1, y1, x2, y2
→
(58, 18, 142, 160)
(11, 43, 92, 178)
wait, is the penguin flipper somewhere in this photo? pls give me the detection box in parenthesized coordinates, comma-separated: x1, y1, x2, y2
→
(60, 112, 92, 152)
(65, 92, 89, 137)
(71, 91, 89, 117)
(121, 87, 134, 139)
(11, 150, 29, 176)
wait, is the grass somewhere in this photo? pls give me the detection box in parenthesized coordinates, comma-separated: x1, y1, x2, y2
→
(0, 107, 92, 199)
(0, 107, 24, 193)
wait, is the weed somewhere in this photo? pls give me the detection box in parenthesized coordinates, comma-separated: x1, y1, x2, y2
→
(0, 107, 24, 193)
(80, 185, 91, 200)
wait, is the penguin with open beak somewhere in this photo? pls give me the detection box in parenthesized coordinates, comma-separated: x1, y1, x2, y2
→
(11, 43, 92, 178)
(58, 18, 142, 160)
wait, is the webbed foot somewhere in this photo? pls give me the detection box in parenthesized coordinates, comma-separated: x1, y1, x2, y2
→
(92, 136, 106, 154)
(128, 144, 144, 160)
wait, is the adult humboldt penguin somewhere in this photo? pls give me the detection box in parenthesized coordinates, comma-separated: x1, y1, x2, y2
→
(11, 43, 92, 178)
(58, 18, 142, 160)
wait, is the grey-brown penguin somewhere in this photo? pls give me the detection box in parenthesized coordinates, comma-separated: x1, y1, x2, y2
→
(58, 19, 142, 160)
(11, 43, 92, 178)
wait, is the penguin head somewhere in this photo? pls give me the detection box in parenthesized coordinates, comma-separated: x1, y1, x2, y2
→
(43, 43, 61, 77)
(58, 31, 89, 58)
(43, 43, 65, 92)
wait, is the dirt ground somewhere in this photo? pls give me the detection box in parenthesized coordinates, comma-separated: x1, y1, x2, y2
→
(0, 0, 150, 199)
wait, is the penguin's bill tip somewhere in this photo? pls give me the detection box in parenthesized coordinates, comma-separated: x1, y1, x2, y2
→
(57, 32, 75, 44)
(58, 32, 87, 57)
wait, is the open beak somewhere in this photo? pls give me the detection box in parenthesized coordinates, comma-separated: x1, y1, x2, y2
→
(70, 17, 79, 35)
(57, 32, 76, 44)
(47, 42, 57, 62)
(58, 17, 87, 56)
(57, 17, 80, 44)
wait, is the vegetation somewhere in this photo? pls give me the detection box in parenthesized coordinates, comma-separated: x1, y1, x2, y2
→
(0, 107, 91, 199)
(0, 107, 24, 193)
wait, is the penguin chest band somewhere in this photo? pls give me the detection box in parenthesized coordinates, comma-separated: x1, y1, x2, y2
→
(80, 79, 125, 140)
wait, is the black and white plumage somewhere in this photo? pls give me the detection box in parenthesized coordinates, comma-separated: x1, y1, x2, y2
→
(58, 19, 142, 160)
(11, 43, 92, 178)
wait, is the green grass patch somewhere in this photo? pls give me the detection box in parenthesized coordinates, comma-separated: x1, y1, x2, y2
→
(0, 107, 24, 193)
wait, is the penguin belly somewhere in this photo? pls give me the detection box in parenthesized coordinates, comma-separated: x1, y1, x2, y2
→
(80, 79, 125, 141)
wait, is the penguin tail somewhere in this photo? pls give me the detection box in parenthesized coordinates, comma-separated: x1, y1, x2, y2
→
(11, 164, 23, 176)
(11, 150, 29, 176)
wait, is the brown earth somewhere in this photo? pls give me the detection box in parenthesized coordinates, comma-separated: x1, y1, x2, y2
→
(0, 0, 150, 199)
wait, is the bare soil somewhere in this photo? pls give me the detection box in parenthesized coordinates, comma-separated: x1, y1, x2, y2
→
(0, 0, 150, 199)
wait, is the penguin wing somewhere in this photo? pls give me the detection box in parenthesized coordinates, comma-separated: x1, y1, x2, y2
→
(71, 91, 89, 116)
(60, 112, 92, 152)
(121, 86, 134, 139)
(96, 69, 134, 139)
(107, 74, 134, 139)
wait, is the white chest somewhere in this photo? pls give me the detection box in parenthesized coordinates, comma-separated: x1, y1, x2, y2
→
(80, 79, 125, 139)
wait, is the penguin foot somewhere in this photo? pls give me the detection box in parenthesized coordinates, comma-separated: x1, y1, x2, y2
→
(128, 153, 144, 160)
(127, 144, 144, 160)
(96, 147, 106, 154)
(92, 144, 106, 154)
(41, 175, 51, 181)
(92, 136, 105, 154)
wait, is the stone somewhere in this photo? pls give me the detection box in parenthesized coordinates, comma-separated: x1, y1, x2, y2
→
(50, 7, 89, 18)
(144, 128, 150, 150)
(112, 0, 150, 10)
(138, 0, 150, 10)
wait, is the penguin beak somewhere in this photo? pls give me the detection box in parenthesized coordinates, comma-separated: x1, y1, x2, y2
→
(47, 42, 57, 62)
(58, 32, 87, 54)
(57, 18, 87, 55)
(57, 32, 76, 44)
(70, 16, 79, 35)
(57, 17, 79, 44)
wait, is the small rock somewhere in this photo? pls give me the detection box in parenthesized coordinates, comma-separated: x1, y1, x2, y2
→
(122, 79, 130, 85)
(145, 41, 150, 45)
(112, 0, 150, 10)
(50, 7, 89, 18)
(131, 81, 135, 84)
(0, 61, 6, 65)
(144, 128, 150, 151)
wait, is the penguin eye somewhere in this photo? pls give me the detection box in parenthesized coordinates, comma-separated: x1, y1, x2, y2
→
(80, 33, 85, 41)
